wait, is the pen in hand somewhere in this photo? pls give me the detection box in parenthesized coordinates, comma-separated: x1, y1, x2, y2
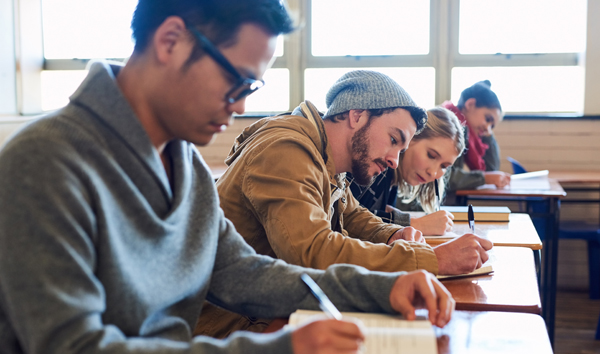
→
(301, 273, 342, 320)
(468, 204, 475, 233)
(434, 179, 440, 212)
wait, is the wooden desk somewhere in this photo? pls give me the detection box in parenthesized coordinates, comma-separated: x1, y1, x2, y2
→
(425, 213, 542, 250)
(549, 170, 600, 184)
(436, 311, 552, 354)
(440, 247, 541, 314)
(455, 178, 565, 344)
(267, 311, 552, 354)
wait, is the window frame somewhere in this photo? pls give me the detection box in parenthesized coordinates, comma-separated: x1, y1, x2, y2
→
(6, 0, 600, 116)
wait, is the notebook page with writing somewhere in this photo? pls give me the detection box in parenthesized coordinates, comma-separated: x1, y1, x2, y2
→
(289, 310, 436, 354)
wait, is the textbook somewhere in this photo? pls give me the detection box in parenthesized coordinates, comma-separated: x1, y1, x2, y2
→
(441, 206, 511, 222)
(288, 309, 437, 354)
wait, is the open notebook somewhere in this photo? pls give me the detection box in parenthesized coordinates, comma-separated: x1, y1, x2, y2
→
(289, 310, 437, 354)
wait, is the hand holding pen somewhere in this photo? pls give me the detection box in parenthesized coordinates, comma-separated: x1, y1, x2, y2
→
(292, 274, 365, 354)
(408, 179, 453, 236)
(434, 179, 440, 212)
(468, 204, 475, 233)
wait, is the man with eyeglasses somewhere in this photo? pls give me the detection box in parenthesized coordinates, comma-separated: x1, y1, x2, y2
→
(0, 1, 454, 354)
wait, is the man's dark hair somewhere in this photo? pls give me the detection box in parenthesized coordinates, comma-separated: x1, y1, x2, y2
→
(131, 0, 294, 60)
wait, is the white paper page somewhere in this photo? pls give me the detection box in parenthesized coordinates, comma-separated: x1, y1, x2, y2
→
(476, 183, 498, 190)
(289, 310, 436, 354)
(510, 170, 549, 180)
(510, 177, 551, 190)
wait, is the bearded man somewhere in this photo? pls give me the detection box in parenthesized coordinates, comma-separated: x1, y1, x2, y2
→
(196, 70, 490, 338)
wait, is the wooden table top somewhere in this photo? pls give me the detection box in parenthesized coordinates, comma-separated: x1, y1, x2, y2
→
(440, 246, 541, 314)
(548, 170, 600, 184)
(436, 311, 552, 354)
(456, 178, 566, 198)
(425, 213, 543, 250)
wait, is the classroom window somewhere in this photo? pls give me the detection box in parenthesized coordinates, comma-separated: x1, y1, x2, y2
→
(311, 0, 430, 56)
(244, 68, 290, 112)
(459, 0, 587, 55)
(42, 0, 137, 59)
(41, 70, 88, 111)
(18, 0, 592, 115)
(451, 67, 585, 113)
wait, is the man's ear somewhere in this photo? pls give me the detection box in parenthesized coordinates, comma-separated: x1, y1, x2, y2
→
(348, 109, 367, 129)
(151, 16, 190, 65)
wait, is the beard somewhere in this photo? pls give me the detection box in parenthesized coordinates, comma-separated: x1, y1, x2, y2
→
(350, 121, 387, 186)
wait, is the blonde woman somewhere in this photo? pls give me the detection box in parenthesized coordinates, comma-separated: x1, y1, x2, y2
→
(349, 106, 466, 235)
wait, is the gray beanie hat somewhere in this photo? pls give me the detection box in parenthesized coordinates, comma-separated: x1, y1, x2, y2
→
(323, 70, 427, 131)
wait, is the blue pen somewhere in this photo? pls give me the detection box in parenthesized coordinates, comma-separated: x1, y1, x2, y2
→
(468, 204, 475, 233)
(301, 273, 343, 320)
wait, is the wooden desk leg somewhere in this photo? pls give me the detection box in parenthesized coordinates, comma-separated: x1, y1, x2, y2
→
(534, 249, 542, 289)
(541, 198, 561, 347)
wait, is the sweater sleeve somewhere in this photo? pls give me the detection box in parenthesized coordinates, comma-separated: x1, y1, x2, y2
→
(481, 134, 501, 172)
(242, 139, 438, 274)
(446, 164, 486, 191)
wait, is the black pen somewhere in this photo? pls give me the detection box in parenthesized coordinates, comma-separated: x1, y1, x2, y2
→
(468, 204, 475, 233)
(301, 273, 342, 320)
(434, 179, 440, 212)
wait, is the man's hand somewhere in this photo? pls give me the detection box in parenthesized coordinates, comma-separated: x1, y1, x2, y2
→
(484, 171, 511, 188)
(291, 318, 365, 354)
(410, 210, 454, 236)
(389, 270, 455, 328)
(387, 226, 424, 244)
(433, 234, 493, 275)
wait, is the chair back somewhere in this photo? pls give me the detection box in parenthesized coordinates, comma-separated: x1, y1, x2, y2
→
(507, 156, 528, 174)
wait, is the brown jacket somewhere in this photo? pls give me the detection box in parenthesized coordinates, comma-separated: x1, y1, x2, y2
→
(195, 101, 437, 338)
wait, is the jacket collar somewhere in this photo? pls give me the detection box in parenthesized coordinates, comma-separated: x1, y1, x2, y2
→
(296, 101, 346, 191)
(69, 61, 174, 200)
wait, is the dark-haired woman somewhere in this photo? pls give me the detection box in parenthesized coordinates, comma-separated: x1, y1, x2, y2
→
(442, 80, 511, 200)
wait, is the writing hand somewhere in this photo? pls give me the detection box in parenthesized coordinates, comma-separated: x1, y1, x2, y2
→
(410, 210, 454, 236)
(291, 317, 365, 354)
(433, 234, 493, 275)
(484, 171, 511, 189)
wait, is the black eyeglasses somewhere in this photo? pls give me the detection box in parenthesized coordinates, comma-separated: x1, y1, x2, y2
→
(187, 26, 265, 104)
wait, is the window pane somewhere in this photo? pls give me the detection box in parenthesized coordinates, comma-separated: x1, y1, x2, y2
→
(41, 70, 88, 111)
(311, 0, 430, 56)
(274, 36, 284, 57)
(42, 0, 137, 59)
(304, 68, 435, 111)
(243, 69, 289, 112)
(451, 67, 584, 113)
(41, 69, 290, 113)
(459, 0, 587, 54)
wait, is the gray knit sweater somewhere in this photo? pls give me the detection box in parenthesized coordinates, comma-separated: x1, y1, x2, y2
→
(0, 62, 402, 354)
